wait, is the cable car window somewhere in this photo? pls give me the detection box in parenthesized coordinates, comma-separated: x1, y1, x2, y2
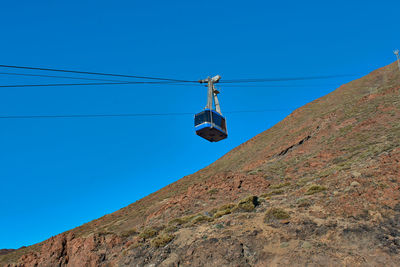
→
(195, 110, 211, 126)
(205, 110, 211, 122)
(220, 117, 226, 132)
(213, 113, 222, 127)
(194, 113, 203, 126)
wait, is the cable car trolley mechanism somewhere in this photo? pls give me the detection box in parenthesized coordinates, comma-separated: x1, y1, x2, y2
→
(194, 75, 228, 142)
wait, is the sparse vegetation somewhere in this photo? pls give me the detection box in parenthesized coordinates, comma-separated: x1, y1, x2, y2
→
(248, 169, 263, 175)
(120, 228, 138, 238)
(319, 168, 335, 177)
(339, 125, 353, 136)
(151, 234, 175, 248)
(165, 199, 262, 231)
(214, 223, 224, 229)
(97, 230, 115, 236)
(265, 161, 287, 177)
(208, 188, 219, 195)
(296, 198, 312, 207)
(190, 214, 213, 225)
(164, 225, 178, 233)
(210, 203, 235, 214)
(378, 182, 388, 189)
(233, 195, 259, 212)
(296, 176, 315, 186)
(213, 209, 231, 218)
(139, 227, 158, 239)
(210, 203, 235, 218)
(261, 189, 284, 197)
(270, 182, 291, 189)
(168, 212, 213, 228)
(305, 184, 327, 195)
(168, 215, 197, 226)
(264, 208, 290, 223)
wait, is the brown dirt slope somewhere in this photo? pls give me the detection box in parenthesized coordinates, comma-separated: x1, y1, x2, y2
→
(1, 62, 400, 267)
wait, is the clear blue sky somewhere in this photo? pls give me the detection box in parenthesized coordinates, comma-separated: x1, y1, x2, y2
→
(0, 0, 398, 249)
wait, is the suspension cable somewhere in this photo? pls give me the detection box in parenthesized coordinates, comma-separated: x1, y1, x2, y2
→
(0, 109, 293, 119)
(220, 74, 355, 83)
(0, 71, 132, 83)
(0, 81, 187, 88)
(0, 64, 197, 83)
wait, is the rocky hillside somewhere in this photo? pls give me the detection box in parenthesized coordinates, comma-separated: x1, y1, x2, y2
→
(0, 251, 14, 257)
(1, 62, 400, 267)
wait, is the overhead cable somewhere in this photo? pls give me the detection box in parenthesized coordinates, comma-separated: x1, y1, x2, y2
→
(0, 64, 356, 85)
(0, 64, 197, 83)
(0, 109, 292, 119)
(0, 81, 186, 88)
(0, 71, 133, 83)
(220, 74, 355, 83)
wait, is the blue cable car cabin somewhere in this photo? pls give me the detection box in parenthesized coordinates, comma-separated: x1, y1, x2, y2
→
(194, 109, 227, 142)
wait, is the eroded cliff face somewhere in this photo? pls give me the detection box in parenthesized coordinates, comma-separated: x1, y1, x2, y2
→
(2, 62, 400, 267)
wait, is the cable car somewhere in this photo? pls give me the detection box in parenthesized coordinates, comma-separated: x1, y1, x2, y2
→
(195, 75, 228, 142)
(195, 109, 227, 142)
